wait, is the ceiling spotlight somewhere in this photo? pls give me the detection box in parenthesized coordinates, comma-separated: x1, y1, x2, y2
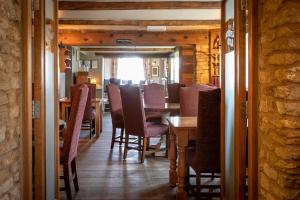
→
(146, 26, 167, 32)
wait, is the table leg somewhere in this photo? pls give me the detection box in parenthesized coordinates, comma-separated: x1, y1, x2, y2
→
(95, 102, 100, 137)
(168, 127, 177, 187)
(176, 130, 189, 200)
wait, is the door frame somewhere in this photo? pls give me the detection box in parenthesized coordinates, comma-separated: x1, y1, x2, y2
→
(22, 0, 33, 199)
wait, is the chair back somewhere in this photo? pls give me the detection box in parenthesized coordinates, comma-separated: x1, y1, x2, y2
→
(120, 85, 146, 137)
(107, 84, 123, 126)
(180, 84, 217, 116)
(71, 83, 95, 121)
(196, 88, 221, 172)
(167, 83, 185, 103)
(62, 85, 89, 164)
(109, 78, 121, 85)
(144, 83, 165, 106)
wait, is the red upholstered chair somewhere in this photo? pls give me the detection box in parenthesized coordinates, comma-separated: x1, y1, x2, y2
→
(186, 88, 221, 198)
(120, 85, 169, 163)
(107, 84, 125, 149)
(60, 84, 89, 200)
(71, 83, 96, 138)
(143, 83, 165, 121)
(109, 78, 121, 85)
(167, 83, 185, 103)
(180, 84, 217, 117)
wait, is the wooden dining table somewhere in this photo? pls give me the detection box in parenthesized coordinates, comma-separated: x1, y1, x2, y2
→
(144, 103, 180, 114)
(167, 116, 197, 200)
(59, 97, 103, 137)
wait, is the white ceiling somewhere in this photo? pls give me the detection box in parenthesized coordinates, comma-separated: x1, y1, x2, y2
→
(59, 9, 220, 20)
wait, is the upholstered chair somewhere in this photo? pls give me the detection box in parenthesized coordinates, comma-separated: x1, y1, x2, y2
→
(167, 83, 185, 103)
(71, 83, 96, 138)
(180, 84, 217, 117)
(185, 88, 221, 198)
(120, 85, 168, 163)
(107, 84, 125, 149)
(60, 84, 89, 200)
(109, 78, 121, 85)
(143, 83, 165, 122)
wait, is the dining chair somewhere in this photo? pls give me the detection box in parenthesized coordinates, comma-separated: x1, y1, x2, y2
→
(71, 83, 96, 138)
(180, 84, 217, 117)
(107, 84, 125, 149)
(60, 84, 89, 200)
(185, 88, 221, 198)
(167, 83, 185, 103)
(109, 78, 121, 85)
(120, 85, 169, 163)
(143, 83, 165, 122)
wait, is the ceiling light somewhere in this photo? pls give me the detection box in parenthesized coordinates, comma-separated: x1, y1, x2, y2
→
(147, 26, 167, 32)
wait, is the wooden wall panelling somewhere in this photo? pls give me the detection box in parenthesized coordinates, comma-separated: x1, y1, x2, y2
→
(179, 45, 196, 86)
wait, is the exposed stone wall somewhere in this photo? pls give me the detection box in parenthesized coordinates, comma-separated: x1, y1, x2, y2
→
(258, 0, 300, 199)
(0, 0, 22, 199)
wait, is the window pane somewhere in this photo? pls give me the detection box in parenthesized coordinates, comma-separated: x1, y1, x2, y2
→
(117, 57, 145, 84)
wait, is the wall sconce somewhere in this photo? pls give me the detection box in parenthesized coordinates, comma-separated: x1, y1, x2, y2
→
(91, 78, 97, 84)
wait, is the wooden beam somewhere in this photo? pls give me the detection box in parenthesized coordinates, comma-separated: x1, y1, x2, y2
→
(59, 1, 221, 10)
(59, 20, 221, 26)
(59, 30, 209, 46)
(80, 47, 175, 52)
(95, 52, 171, 58)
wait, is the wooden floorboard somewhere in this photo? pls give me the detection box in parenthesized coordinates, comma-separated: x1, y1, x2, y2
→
(60, 113, 177, 200)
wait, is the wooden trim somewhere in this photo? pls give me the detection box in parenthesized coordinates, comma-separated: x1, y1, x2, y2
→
(248, 0, 258, 198)
(33, 0, 46, 198)
(234, 0, 247, 199)
(53, 0, 60, 198)
(220, 1, 226, 199)
(59, 1, 221, 10)
(80, 47, 175, 52)
(59, 19, 221, 26)
(22, 0, 33, 199)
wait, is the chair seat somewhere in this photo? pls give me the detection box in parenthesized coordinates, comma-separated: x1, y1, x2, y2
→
(145, 122, 168, 137)
(83, 108, 96, 121)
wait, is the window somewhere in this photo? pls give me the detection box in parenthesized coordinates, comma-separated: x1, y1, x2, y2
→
(117, 57, 145, 84)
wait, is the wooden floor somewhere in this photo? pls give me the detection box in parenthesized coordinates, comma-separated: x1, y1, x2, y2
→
(60, 113, 177, 200)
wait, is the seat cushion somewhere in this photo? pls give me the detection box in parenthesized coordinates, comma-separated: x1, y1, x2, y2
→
(145, 122, 168, 137)
(145, 112, 163, 123)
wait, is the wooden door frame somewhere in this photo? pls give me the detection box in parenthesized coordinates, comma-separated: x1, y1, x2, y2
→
(221, 0, 258, 199)
(22, 0, 33, 199)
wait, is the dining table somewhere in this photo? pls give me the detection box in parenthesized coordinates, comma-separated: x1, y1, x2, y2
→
(59, 97, 103, 137)
(144, 103, 180, 114)
(167, 116, 197, 200)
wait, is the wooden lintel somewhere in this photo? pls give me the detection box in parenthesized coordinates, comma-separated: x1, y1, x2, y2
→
(59, 1, 221, 10)
(59, 20, 221, 26)
(95, 52, 171, 58)
(80, 47, 175, 52)
(59, 30, 209, 46)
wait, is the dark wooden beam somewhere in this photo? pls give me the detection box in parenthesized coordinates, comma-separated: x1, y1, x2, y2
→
(59, 20, 221, 26)
(59, 1, 221, 10)
(95, 52, 171, 58)
(59, 30, 209, 46)
(80, 47, 175, 52)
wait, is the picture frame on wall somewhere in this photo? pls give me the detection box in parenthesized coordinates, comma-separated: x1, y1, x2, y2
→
(152, 66, 159, 77)
(91, 60, 98, 69)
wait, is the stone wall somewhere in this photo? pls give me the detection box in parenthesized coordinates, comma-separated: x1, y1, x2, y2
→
(258, 0, 300, 199)
(0, 0, 22, 199)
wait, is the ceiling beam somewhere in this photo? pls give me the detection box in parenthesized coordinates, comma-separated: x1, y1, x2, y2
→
(80, 47, 175, 52)
(95, 52, 171, 58)
(59, 19, 221, 26)
(59, 30, 210, 46)
(59, 1, 221, 10)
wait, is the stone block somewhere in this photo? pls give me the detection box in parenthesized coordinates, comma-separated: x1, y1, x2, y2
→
(273, 84, 300, 100)
(276, 101, 300, 116)
(268, 53, 299, 65)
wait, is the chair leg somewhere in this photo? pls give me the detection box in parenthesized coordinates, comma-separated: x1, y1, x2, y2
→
(138, 136, 142, 149)
(123, 133, 129, 160)
(196, 172, 201, 198)
(141, 137, 148, 163)
(89, 120, 92, 139)
(119, 128, 124, 145)
(63, 164, 72, 200)
(111, 126, 116, 149)
(71, 158, 79, 192)
(165, 133, 169, 158)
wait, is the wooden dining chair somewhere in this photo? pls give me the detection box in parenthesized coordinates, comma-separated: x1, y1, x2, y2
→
(71, 83, 96, 138)
(60, 84, 89, 200)
(180, 84, 217, 117)
(167, 83, 185, 103)
(185, 88, 221, 198)
(107, 84, 125, 149)
(120, 85, 169, 163)
(143, 83, 165, 122)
